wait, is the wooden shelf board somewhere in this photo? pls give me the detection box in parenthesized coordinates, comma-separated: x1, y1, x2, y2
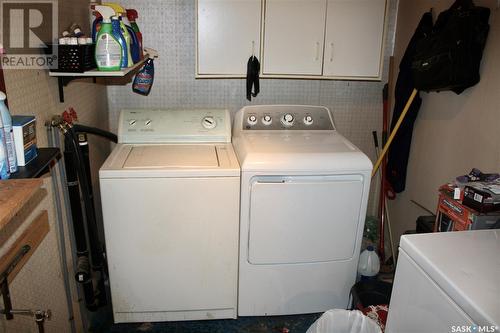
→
(0, 179, 43, 230)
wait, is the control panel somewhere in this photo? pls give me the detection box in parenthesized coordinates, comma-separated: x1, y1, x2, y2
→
(241, 105, 335, 130)
(118, 109, 231, 143)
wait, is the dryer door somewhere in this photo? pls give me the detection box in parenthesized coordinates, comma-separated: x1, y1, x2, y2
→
(248, 175, 364, 264)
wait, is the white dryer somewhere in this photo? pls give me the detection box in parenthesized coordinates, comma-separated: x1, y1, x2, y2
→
(232, 105, 373, 316)
(99, 109, 240, 323)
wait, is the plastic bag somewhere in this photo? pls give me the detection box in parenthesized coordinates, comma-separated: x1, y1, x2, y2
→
(306, 309, 382, 333)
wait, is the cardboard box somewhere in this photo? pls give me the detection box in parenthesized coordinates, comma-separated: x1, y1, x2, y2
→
(12, 115, 37, 166)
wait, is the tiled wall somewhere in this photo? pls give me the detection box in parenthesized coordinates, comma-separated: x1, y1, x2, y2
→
(1, 0, 110, 332)
(107, 0, 398, 216)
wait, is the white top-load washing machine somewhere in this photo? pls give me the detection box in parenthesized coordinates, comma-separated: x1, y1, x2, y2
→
(99, 109, 240, 323)
(386, 230, 499, 333)
(232, 105, 373, 316)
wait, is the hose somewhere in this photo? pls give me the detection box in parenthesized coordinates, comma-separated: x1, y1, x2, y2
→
(72, 124, 117, 143)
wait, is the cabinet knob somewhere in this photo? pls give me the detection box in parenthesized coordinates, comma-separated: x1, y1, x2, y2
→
(330, 43, 334, 62)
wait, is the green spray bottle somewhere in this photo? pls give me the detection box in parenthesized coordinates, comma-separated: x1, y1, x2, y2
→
(94, 5, 122, 71)
(104, 3, 133, 67)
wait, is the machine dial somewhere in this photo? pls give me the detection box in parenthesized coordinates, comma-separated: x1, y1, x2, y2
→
(201, 116, 217, 129)
(129, 119, 137, 126)
(262, 114, 273, 126)
(145, 119, 152, 127)
(247, 114, 258, 126)
(281, 113, 294, 127)
(303, 115, 314, 126)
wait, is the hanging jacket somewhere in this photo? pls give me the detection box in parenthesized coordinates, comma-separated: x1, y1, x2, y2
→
(386, 12, 433, 193)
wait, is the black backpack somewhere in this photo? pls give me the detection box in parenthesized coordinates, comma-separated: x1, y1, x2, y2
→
(411, 0, 490, 94)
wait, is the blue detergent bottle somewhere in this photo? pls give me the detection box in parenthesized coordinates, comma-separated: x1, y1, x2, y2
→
(111, 15, 128, 68)
(132, 51, 157, 96)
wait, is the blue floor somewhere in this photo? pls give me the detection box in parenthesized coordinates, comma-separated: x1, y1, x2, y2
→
(90, 309, 321, 333)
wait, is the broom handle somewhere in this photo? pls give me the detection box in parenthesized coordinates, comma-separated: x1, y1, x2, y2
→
(371, 88, 418, 178)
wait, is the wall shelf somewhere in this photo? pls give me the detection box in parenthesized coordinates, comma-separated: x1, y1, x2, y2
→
(49, 54, 149, 103)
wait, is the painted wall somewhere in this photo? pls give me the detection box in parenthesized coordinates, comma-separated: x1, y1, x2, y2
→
(0, 0, 110, 331)
(388, 1, 500, 244)
(107, 0, 398, 216)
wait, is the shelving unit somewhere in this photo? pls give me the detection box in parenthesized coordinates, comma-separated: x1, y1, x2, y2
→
(49, 54, 148, 103)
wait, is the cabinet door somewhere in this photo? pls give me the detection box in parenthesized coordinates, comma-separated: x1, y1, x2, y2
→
(323, 0, 386, 78)
(197, 0, 261, 76)
(263, 0, 327, 76)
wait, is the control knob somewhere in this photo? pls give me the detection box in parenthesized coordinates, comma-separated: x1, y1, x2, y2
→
(202, 116, 217, 129)
(303, 115, 314, 126)
(247, 114, 258, 126)
(262, 115, 272, 126)
(281, 113, 294, 127)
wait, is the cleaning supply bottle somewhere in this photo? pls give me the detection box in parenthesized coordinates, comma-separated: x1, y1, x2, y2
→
(127, 9, 143, 60)
(111, 16, 128, 68)
(90, 5, 103, 43)
(0, 114, 9, 179)
(94, 5, 122, 71)
(357, 246, 380, 280)
(0, 91, 17, 173)
(132, 48, 158, 96)
(91, 13, 102, 42)
(104, 3, 134, 66)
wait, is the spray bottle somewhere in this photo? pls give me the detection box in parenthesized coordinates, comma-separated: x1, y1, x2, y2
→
(111, 15, 128, 68)
(0, 91, 17, 173)
(132, 48, 158, 96)
(91, 11, 102, 42)
(126, 9, 143, 60)
(94, 5, 122, 71)
(104, 3, 136, 66)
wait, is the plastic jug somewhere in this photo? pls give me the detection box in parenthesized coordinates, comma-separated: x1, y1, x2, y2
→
(358, 246, 380, 279)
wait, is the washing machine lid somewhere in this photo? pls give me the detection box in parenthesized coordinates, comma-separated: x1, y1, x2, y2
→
(400, 230, 500, 326)
(124, 145, 219, 169)
(232, 132, 372, 173)
(99, 143, 240, 178)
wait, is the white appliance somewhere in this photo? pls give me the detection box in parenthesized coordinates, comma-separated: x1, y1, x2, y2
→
(386, 230, 500, 333)
(99, 109, 240, 323)
(232, 105, 373, 316)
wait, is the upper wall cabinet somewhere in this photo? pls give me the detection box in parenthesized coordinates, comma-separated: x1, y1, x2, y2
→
(323, 0, 386, 78)
(197, 0, 262, 77)
(196, 0, 387, 80)
(262, 0, 327, 76)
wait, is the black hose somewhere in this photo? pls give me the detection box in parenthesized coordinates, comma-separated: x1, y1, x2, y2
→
(72, 124, 117, 143)
(64, 127, 108, 309)
(63, 139, 97, 310)
(67, 127, 104, 269)
(63, 140, 88, 255)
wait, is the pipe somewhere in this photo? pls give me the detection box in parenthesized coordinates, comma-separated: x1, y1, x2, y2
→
(65, 127, 107, 307)
(53, 130, 89, 333)
(68, 127, 104, 269)
(46, 125, 77, 333)
(63, 135, 97, 310)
